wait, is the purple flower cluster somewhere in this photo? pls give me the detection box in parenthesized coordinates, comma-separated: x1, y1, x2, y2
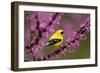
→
(65, 18, 90, 54)
(25, 11, 90, 61)
(25, 12, 63, 58)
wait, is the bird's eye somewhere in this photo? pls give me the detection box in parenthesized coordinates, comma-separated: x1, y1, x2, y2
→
(61, 31, 63, 34)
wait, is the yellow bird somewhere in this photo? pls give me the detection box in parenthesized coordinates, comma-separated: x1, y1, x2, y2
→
(45, 29, 64, 47)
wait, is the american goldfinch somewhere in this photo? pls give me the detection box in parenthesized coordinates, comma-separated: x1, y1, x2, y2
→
(45, 29, 64, 47)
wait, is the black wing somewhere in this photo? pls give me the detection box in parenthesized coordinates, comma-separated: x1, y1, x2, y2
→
(46, 39, 61, 46)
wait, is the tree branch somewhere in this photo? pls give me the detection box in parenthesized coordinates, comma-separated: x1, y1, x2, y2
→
(33, 18, 90, 61)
